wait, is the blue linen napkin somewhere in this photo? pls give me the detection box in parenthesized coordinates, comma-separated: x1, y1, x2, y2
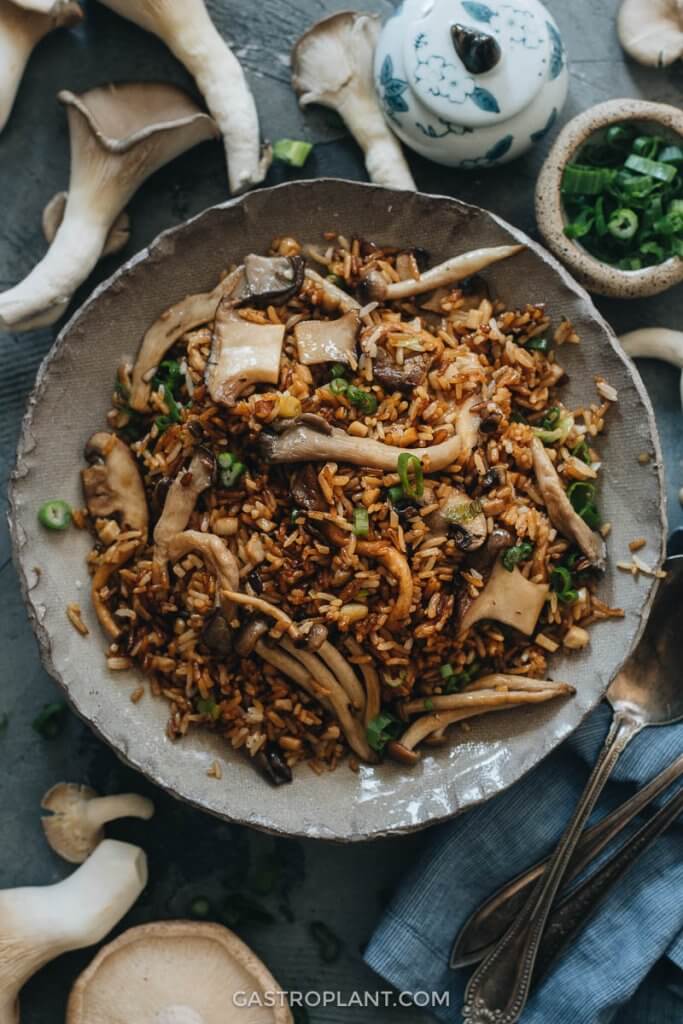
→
(364, 703, 683, 1023)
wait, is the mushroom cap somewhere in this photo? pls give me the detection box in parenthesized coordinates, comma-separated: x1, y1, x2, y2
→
(66, 921, 293, 1024)
(58, 81, 219, 155)
(41, 783, 103, 862)
(617, 0, 683, 67)
(292, 10, 380, 107)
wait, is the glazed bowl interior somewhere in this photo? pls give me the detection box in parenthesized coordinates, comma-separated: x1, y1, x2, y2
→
(536, 99, 683, 299)
(10, 180, 665, 841)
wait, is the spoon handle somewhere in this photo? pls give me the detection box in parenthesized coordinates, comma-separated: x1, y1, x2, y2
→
(451, 752, 683, 968)
(461, 711, 641, 1024)
(532, 784, 683, 983)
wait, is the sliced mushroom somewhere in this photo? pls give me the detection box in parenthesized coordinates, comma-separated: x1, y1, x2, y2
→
(401, 676, 574, 715)
(360, 245, 525, 303)
(43, 191, 130, 259)
(617, 0, 683, 67)
(0, 841, 147, 1024)
(317, 641, 366, 711)
(82, 433, 148, 536)
(243, 253, 304, 307)
(389, 683, 573, 761)
(355, 541, 413, 629)
(0, 83, 218, 331)
(459, 558, 549, 637)
(344, 637, 381, 727)
(206, 298, 285, 406)
(290, 464, 326, 513)
(531, 437, 606, 569)
(427, 487, 487, 552)
(235, 617, 270, 657)
(91, 539, 141, 640)
(167, 531, 240, 620)
(41, 783, 154, 864)
(372, 347, 428, 394)
(281, 636, 364, 718)
(0, 0, 82, 134)
(294, 311, 359, 367)
(292, 12, 415, 191)
(303, 268, 362, 313)
(129, 265, 245, 412)
(201, 610, 233, 656)
(153, 447, 215, 565)
(260, 395, 480, 471)
(66, 921, 293, 1024)
(255, 742, 293, 786)
(98, 0, 271, 194)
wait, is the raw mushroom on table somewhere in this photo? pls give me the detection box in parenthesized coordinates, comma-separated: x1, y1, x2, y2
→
(41, 783, 154, 864)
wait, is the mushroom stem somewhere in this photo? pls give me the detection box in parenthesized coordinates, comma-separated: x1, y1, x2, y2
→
(356, 541, 413, 629)
(0, 0, 82, 135)
(80, 793, 154, 833)
(0, 840, 147, 1024)
(401, 680, 575, 716)
(335, 85, 415, 191)
(364, 245, 526, 302)
(345, 638, 381, 726)
(620, 328, 683, 411)
(317, 641, 366, 712)
(98, 0, 269, 193)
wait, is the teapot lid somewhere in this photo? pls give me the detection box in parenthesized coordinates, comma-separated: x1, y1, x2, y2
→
(402, 0, 563, 129)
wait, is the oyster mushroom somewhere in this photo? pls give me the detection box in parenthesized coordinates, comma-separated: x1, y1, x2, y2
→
(242, 253, 304, 308)
(153, 448, 215, 566)
(129, 265, 245, 412)
(620, 328, 683, 409)
(82, 432, 148, 535)
(388, 681, 574, 762)
(66, 921, 292, 1024)
(303, 268, 362, 313)
(459, 558, 549, 637)
(372, 347, 428, 394)
(97, 0, 270, 194)
(260, 394, 481, 471)
(41, 783, 154, 864)
(167, 531, 240, 620)
(206, 297, 286, 406)
(355, 540, 413, 629)
(531, 437, 606, 569)
(345, 637, 381, 726)
(401, 675, 574, 716)
(0, 83, 218, 331)
(0, 840, 147, 1024)
(426, 487, 487, 552)
(0, 0, 82, 134)
(617, 0, 683, 67)
(292, 11, 416, 191)
(360, 245, 525, 303)
(42, 190, 130, 259)
(294, 311, 360, 367)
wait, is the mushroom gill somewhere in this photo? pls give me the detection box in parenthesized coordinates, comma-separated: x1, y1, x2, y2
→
(82, 432, 148, 536)
(0, 83, 218, 331)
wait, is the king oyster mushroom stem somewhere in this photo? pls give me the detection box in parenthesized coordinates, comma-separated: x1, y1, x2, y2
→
(0, 839, 147, 1024)
(617, 0, 683, 67)
(0, 83, 218, 332)
(98, 0, 270, 194)
(261, 394, 481, 471)
(292, 11, 416, 191)
(620, 328, 683, 409)
(43, 191, 131, 259)
(0, 0, 81, 134)
(361, 245, 526, 303)
(41, 783, 155, 864)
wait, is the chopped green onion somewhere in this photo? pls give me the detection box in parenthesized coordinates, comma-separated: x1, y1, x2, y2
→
(197, 698, 221, 720)
(659, 145, 683, 164)
(594, 195, 608, 236)
(541, 407, 561, 429)
(155, 415, 173, 434)
(606, 125, 632, 146)
(564, 206, 595, 239)
(388, 485, 405, 505)
(567, 481, 601, 528)
(501, 541, 534, 572)
(624, 153, 678, 183)
(397, 452, 424, 499)
(366, 712, 402, 753)
(440, 663, 455, 680)
(441, 661, 480, 694)
(550, 565, 579, 604)
(32, 702, 68, 739)
(273, 138, 313, 167)
(571, 440, 592, 464)
(632, 135, 659, 159)
(218, 453, 246, 488)
(290, 508, 302, 524)
(38, 499, 72, 531)
(562, 164, 613, 195)
(190, 897, 212, 918)
(330, 363, 348, 379)
(424, 698, 435, 711)
(346, 384, 378, 414)
(532, 409, 574, 445)
(326, 273, 346, 287)
(328, 377, 348, 396)
(525, 336, 550, 353)
(352, 507, 369, 537)
(608, 208, 639, 240)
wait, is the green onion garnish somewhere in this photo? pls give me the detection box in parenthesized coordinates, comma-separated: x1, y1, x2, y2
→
(328, 377, 348, 396)
(501, 541, 534, 572)
(352, 507, 369, 537)
(397, 452, 424, 499)
(346, 384, 378, 414)
(388, 485, 405, 506)
(190, 896, 212, 918)
(38, 499, 72, 531)
(525, 336, 550, 352)
(567, 481, 601, 529)
(366, 712, 402, 754)
(571, 440, 592, 464)
(273, 138, 313, 168)
(550, 565, 579, 604)
(218, 452, 246, 488)
(330, 363, 348, 378)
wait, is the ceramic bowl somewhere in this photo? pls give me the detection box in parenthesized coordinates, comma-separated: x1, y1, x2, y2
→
(10, 180, 665, 840)
(536, 99, 683, 298)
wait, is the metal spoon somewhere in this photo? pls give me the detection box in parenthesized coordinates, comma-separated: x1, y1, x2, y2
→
(461, 554, 683, 1024)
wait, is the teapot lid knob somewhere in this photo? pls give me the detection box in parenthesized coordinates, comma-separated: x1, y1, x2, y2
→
(451, 23, 502, 74)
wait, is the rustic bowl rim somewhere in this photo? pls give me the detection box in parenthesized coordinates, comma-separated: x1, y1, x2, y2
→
(535, 98, 683, 298)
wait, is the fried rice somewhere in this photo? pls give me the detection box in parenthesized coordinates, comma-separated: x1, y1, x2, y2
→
(79, 232, 622, 782)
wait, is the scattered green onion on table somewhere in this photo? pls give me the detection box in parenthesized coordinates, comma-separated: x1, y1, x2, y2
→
(562, 124, 683, 270)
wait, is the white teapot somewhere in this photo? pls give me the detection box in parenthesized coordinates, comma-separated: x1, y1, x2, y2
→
(374, 0, 569, 168)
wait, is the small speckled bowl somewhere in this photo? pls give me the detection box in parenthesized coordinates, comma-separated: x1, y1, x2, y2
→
(536, 99, 683, 298)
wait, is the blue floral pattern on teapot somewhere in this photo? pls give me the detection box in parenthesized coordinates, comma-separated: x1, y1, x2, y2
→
(375, 0, 568, 169)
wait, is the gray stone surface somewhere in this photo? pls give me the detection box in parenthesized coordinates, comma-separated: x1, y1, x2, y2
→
(0, 0, 680, 1020)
